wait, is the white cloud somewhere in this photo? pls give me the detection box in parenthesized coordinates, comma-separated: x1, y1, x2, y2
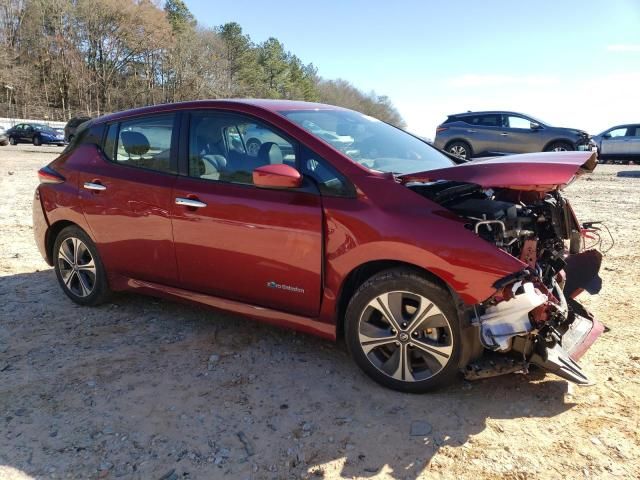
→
(449, 74, 559, 88)
(607, 44, 640, 52)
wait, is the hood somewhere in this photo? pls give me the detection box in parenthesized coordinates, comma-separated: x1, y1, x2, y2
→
(400, 151, 597, 191)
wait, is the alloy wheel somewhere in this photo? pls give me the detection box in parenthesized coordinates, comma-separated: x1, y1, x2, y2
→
(552, 145, 568, 151)
(57, 237, 96, 297)
(358, 291, 453, 382)
(450, 145, 467, 158)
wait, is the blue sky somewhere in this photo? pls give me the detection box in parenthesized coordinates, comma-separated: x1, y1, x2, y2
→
(185, 0, 640, 136)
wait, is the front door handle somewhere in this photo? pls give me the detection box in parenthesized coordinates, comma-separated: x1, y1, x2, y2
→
(500, 132, 509, 136)
(466, 129, 477, 133)
(175, 197, 207, 208)
(84, 182, 106, 191)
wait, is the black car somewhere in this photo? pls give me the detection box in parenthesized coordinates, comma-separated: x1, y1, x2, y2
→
(434, 111, 594, 159)
(64, 116, 91, 142)
(6, 123, 67, 146)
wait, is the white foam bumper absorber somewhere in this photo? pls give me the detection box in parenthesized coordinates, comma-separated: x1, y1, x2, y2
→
(479, 282, 547, 351)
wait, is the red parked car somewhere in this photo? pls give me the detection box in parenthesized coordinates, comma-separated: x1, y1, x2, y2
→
(33, 100, 605, 392)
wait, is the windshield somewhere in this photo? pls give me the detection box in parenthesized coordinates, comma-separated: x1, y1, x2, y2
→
(280, 109, 454, 174)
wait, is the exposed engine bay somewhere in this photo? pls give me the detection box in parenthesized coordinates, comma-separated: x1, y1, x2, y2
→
(408, 179, 608, 385)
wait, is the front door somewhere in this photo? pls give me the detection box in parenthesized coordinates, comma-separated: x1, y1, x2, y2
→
(78, 113, 179, 285)
(500, 115, 542, 153)
(600, 126, 629, 156)
(171, 110, 323, 317)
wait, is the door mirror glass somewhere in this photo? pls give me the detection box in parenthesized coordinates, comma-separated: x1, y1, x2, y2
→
(530, 122, 541, 130)
(253, 164, 302, 189)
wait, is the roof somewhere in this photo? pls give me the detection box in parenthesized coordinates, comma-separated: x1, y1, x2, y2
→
(95, 99, 346, 124)
(449, 111, 529, 117)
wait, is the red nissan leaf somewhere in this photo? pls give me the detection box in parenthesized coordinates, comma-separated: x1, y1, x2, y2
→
(32, 100, 604, 392)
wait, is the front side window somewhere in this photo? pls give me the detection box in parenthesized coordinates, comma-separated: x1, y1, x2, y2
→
(505, 116, 532, 129)
(281, 109, 453, 175)
(608, 127, 627, 138)
(111, 114, 175, 173)
(188, 112, 296, 184)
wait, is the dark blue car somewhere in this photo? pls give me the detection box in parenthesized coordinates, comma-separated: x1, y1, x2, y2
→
(6, 123, 67, 146)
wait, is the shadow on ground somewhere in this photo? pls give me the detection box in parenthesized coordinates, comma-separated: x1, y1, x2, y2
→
(0, 270, 574, 479)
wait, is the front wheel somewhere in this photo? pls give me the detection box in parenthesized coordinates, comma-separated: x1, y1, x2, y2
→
(33, 135, 41, 146)
(345, 268, 461, 392)
(53, 226, 111, 306)
(545, 141, 573, 152)
(9, 136, 17, 145)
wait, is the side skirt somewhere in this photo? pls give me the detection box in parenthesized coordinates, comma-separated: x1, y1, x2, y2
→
(109, 274, 336, 340)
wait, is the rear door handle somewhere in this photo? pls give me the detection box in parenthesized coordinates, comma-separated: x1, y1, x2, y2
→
(466, 129, 477, 133)
(175, 197, 207, 208)
(500, 132, 509, 136)
(83, 181, 106, 191)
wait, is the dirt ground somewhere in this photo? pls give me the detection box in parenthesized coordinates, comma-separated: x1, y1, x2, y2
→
(0, 144, 639, 480)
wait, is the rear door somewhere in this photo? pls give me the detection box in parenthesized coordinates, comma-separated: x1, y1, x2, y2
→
(78, 113, 179, 285)
(600, 127, 629, 155)
(463, 114, 504, 155)
(171, 110, 323, 317)
(626, 125, 640, 155)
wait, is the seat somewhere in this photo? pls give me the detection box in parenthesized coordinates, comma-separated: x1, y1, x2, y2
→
(199, 154, 227, 180)
(121, 131, 150, 157)
(257, 142, 283, 165)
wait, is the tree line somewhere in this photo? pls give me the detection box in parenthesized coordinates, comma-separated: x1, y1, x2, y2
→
(0, 0, 405, 127)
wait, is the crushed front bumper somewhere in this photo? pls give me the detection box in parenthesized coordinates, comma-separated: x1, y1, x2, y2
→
(529, 310, 604, 385)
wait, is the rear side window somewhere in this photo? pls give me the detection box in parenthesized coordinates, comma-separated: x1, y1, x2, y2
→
(459, 114, 501, 127)
(107, 114, 175, 173)
(62, 123, 104, 154)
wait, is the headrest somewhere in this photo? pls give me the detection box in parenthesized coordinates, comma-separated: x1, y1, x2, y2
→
(121, 131, 150, 156)
(257, 142, 283, 165)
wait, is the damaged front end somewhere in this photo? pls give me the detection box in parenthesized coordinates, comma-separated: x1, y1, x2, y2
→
(404, 152, 607, 385)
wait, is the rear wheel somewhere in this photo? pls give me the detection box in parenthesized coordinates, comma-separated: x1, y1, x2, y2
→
(545, 141, 573, 152)
(53, 226, 111, 306)
(345, 268, 461, 392)
(446, 141, 472, 160)
(33, 135, 41, 146)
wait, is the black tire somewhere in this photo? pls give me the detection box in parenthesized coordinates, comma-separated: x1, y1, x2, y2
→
(33, 135, 42, 146)
(544, 141, 573, 152)
(344, 268, 461, 392)
(246, 138, 261, 157)
(53, 225, 111, 306)
(9, 136, 17, 145)
(0, 139, 7, 146)
(446, 140, 472, 160)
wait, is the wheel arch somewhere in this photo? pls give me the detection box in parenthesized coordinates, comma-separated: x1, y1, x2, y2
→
(45, 220, 82, 265)
(542, 138, 576, 151)
(335, 259, 452, 340)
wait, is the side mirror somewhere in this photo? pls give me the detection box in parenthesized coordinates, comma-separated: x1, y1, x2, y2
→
(530, 122, 541, 130)
(602, 133, 611, 139)
(253, 164, 302, 189)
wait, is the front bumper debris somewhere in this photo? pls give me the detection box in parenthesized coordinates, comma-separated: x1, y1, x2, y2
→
(529, 313, 604, 385)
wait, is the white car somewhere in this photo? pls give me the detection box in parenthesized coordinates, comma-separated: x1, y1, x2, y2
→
(591, 124, 640, 163)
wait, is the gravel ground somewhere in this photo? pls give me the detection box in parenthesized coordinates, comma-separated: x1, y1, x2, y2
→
(1, 144, 639, 480)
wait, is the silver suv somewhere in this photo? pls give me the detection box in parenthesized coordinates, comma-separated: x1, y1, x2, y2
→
(434, 111, 593, 160)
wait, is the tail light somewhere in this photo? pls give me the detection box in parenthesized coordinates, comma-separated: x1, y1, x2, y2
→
(38, 166, 65, 184)
(436, 126, 448, 134)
